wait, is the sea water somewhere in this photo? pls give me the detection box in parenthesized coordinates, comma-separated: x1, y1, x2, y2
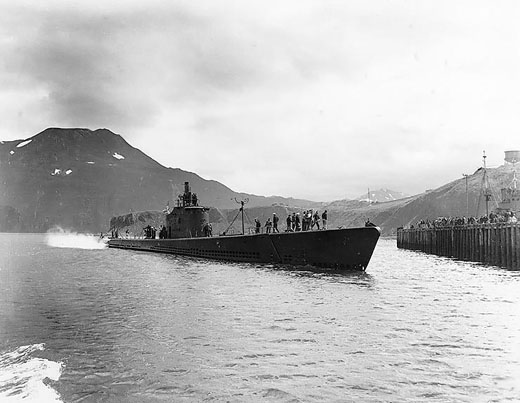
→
(0, 233, 519, 402)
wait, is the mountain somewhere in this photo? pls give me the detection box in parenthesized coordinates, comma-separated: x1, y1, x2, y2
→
(355, 188, 409, 203)
(0, 128, 319, 233)
(323, 163, 518, 235)
(1, 127, 516, 236)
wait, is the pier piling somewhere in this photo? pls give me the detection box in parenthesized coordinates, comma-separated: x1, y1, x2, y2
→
(397, 224, 520, 270)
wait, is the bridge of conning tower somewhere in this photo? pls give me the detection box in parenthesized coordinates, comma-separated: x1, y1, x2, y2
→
(177, 181, 199, 207)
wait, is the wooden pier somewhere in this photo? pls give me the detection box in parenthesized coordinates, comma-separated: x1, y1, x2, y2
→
(396, 224, 520, 269)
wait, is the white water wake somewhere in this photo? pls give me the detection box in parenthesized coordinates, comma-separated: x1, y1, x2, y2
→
(0, 343, 63, 402)
(45, 227, 107, 249)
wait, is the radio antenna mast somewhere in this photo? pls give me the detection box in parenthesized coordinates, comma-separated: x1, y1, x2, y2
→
(476, 151, 493, 217)
(234, 197, 249, 235)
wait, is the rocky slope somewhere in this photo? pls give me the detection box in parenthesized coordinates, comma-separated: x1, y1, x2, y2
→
(325, 163, 517, 235)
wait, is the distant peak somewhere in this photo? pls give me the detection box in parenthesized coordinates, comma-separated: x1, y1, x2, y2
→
(38, 127, 118, 135)
(33, 127, 122, 141)
(40, 127, 91, 133)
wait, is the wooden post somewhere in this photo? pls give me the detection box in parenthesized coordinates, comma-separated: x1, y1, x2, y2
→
(488, 225, 492, 264)
(491, 226, 495, 266)
(506, 225, 512, 269)
(511, 223, 518, 269)
(469, 226, 474, 261)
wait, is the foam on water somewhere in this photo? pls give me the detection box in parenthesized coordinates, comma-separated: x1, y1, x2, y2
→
(45, 227, 107, 250)
(0, 344, 63, 402)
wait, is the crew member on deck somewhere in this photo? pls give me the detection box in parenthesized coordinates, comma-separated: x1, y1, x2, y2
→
(313, 211, 320, 230)
(295, 213, 301, 231)
(255, 218, 261, 234)
(286, 215, 293, 232)
(322, 210, 328, 230)
(203, 222, 213, 237)
(272, 213, 279, 233)
(265, 218, 272, 234)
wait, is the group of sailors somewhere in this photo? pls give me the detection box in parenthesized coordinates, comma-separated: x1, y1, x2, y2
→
(254, 214, 279, 234)
(252, 210, 328, 234)
(412, 211, 518, 229)
(287, 210, 328, 232)
(143, 225, 169, 239)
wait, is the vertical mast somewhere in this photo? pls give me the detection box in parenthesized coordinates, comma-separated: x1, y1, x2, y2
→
(483, 151, 492, 217)
(240, 201, 245, 234)
(234, 197, 249, 235)
(462, 173, 469, 217)
(513, 160, 518, 190)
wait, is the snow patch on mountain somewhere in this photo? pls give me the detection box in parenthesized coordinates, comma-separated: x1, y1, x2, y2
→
(357, 188, 409, 203)
(112, 152, 125, 160)
(16, 139, 32, 148)
(51, 168, 72, 176)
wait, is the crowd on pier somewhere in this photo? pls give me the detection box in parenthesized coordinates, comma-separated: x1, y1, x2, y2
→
(411, 211, 518, 229)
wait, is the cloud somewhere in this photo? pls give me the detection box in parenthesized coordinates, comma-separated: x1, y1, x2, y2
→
(1, 1, 520, 200)
(1, 1, 317, 130)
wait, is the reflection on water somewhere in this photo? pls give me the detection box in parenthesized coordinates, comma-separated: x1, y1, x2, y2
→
(0, 234, 519, 402)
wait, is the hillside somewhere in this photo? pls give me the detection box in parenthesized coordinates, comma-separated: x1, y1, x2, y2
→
(0, 128, 318, 232)
(324, 163, 517, 235)
(1, 127, 516, 236)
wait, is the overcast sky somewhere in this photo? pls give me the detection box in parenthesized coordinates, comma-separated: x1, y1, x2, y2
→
(1, 1, 520, 201)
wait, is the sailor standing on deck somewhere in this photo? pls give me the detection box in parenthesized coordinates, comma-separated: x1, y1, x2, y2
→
(286, 215, 292, 232)
(265, 218, 272, 234)
(313, 211, 320, 230)
(294, 213, 301, 231)
(322, 210, 328, 230)
(272, 213, 279, 233)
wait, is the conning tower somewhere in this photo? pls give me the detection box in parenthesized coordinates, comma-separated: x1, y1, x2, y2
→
(165, 182, 209, 238)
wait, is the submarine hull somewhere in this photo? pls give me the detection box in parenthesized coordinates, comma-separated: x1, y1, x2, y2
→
(108, 227, 380, 271)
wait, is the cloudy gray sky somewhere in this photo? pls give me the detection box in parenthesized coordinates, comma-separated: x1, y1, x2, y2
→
(1, 0, 520, 201)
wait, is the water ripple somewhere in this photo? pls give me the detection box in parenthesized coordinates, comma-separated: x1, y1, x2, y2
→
(1, 236, 520, 401)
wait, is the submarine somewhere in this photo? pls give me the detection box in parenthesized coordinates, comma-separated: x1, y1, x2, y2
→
(108, 182, 380, 271)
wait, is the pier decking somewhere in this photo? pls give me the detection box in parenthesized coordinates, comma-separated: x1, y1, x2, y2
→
(397, 224, 520, 269)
